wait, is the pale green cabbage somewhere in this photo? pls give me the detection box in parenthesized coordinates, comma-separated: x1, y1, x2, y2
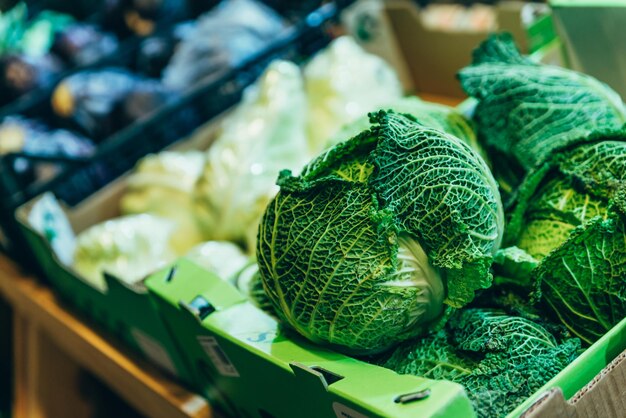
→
(305, 36, 403, 154)
(185, 241, 249, 284)
(326, 96, 482, 156)
(73, 214, 177, 290)
(193, 60, 310, 252)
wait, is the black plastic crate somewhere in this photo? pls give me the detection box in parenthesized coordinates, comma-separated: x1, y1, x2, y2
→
(0, 1, 345, 260)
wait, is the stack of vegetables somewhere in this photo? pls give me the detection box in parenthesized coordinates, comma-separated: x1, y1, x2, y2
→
(32, 33, 626, 418)
(0, 0, 290, 201)
(255, 34, 626, 417)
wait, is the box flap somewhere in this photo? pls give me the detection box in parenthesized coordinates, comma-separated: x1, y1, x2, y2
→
(521, 351, 626, 417)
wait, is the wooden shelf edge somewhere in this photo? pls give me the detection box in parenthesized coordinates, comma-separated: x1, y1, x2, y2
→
(0, 255, 212, 418)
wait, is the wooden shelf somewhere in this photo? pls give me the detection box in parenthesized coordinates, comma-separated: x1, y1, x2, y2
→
(0, 255, 214, 418)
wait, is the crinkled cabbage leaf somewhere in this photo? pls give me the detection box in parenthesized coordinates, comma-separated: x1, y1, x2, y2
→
(381, 309, 580, 418)
(459, 34, 626, 173)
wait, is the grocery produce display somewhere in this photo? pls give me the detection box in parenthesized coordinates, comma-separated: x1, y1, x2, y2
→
(459, 35, 626, 348)
(29, 36, 405, 285)
(7, 4, 626, 418)
(0, 0, 341, 257)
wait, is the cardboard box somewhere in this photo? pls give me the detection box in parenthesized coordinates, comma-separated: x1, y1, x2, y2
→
(16, 198, 196, 388)
(521, 351, 626, 417)
(342, 0, 559, 98)
(550, 0, 626, 99)
(145, 258, 626, 418)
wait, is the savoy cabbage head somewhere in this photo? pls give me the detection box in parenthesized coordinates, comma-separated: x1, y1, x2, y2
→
(256, 111, 503, 354)
(458, 35, 626, 346)
(458, 34, 626, 189)
(504, 136, 626, 344)
(381, 308, 580, 418)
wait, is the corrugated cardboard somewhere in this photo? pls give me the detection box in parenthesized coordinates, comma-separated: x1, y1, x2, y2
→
(145, 257, 626, 418)
(522, 351, 626, 417)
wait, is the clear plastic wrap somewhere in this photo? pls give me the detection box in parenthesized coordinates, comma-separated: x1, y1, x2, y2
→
(120, 151, 206, 254)
(304, 36, 403, 154)
(193, 60, 309, 251)
(185, 241, 250, 284)
(73, 214, 178, 290)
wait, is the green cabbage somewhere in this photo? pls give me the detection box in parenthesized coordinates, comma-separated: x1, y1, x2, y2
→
(257, 111, 503, 354)
(505, 137, 626, 344)
(458, 34, 626, 190)
(462, 36, 626, 345)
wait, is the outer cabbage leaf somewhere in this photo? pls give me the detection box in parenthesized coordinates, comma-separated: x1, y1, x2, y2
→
(382, 309, 580, 418)
(193, 60, 309, 252)
(371, 112, 503, 307)
(121, 151, 206, 254)
(515, 176, 606, 259)
(498, 134, 626, 345)
(459, 34, 626, 173)
(234, 263, 275, 314)
(507, 133, 626, 253)
(533, 210, 626, 345)
(257, 112, 503, 354)
(73, 214, 177, 290)
(304, 36, 403, 154)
